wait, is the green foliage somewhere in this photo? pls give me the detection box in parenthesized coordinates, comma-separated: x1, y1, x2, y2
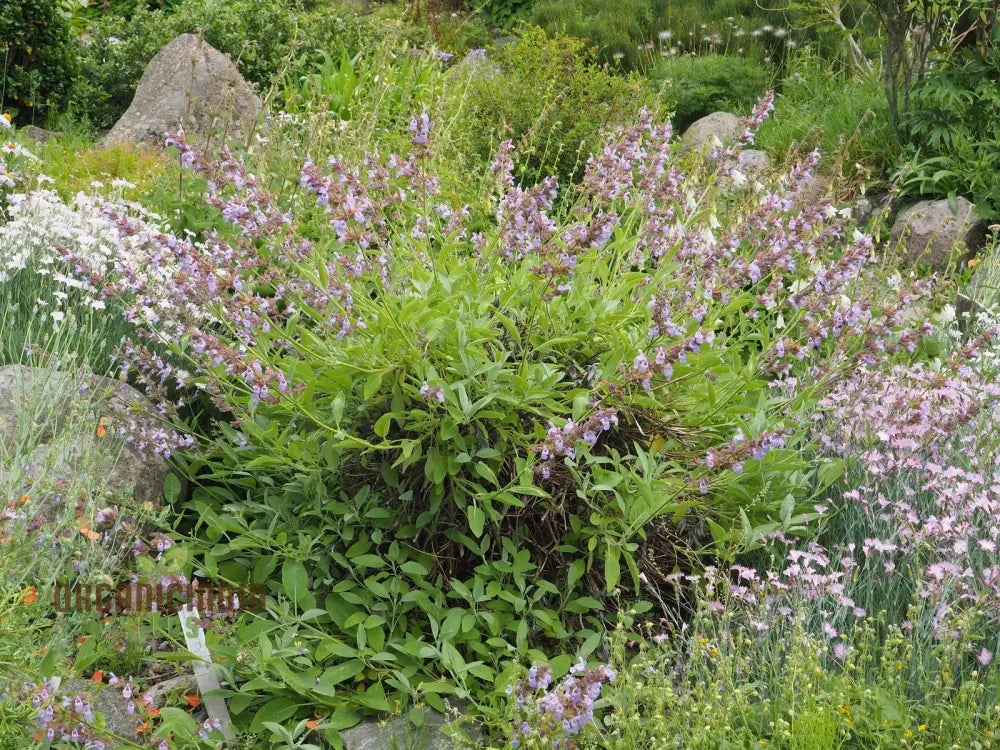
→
(68, 0, 379, 132)
(470, 0, 535, 29)
(453, 27, 658, 187)
(756, 47, 898, 182)
(0, 0, 79, 123)
(897, 46, 1000, 219)
(528, 0, 666, 70)
(649, 54, 772, 131)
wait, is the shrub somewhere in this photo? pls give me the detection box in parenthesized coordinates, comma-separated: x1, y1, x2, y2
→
(0, 0, 78, 124)
(528, 0, 667, 70)
(68, 0, 380, 132)
(453, 28, 657, 187)
(896, 46, 1000, 219)
(649, 53, 772, 131)
(57, 95, 940, 739)
(469, 0, 535, 30)
(500, 325, 1000, 749)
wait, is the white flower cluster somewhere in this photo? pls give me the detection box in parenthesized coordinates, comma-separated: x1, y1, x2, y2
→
(0, 188, 135, 324)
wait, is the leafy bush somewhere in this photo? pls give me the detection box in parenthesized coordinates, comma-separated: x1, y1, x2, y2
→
(0, 0, 78, 123)
(500, 318, 1000, 749)
(470, 0, 535, 29)
(56, 96, 940, 739)
(453, 28, 657, 187)
(68, 0, 380, 132)
(649, 53, 772, 131)
(528, 0, 667, 70)
(897, 46, 1000, 218)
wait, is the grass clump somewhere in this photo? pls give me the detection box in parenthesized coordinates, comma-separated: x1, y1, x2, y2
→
(756, 47, 898, 183)
(649, 53, 773, 130)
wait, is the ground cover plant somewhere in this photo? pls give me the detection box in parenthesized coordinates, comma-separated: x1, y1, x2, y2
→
(4, 1, 1000, 749)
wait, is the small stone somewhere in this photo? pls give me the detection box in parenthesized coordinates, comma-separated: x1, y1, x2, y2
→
(679, 112, 741, 167)
(789, 172, 831, 213)
(853, 191, 891, 227)
(736, 149, 769, 180)
(19, 125, 62, 143)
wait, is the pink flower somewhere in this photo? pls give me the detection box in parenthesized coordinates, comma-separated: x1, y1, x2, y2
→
(979, 648, 993, 666)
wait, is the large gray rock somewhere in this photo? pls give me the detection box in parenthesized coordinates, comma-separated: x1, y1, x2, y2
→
(104, 34, 262, 147)
(889, 197, 987, 272)
(0, 366, 171, 507)
(680, 112, 741, 164)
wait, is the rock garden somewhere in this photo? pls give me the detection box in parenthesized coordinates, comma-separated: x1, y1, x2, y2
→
(2, 1, 1000, 748)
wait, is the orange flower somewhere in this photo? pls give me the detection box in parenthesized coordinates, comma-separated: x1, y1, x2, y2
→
(135, 722, 149, 734)
(18, 494, 29, 505)
(306, 720, 319, 730)
(21, 587, 37, 604)
(96, 423, 107, 439)
(147, 707, 160, 718)
(92, 670, 104, 682)
(183, 694, 201, 708)
(969, 257, 982, 269)
(80, 525, 100, 541)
